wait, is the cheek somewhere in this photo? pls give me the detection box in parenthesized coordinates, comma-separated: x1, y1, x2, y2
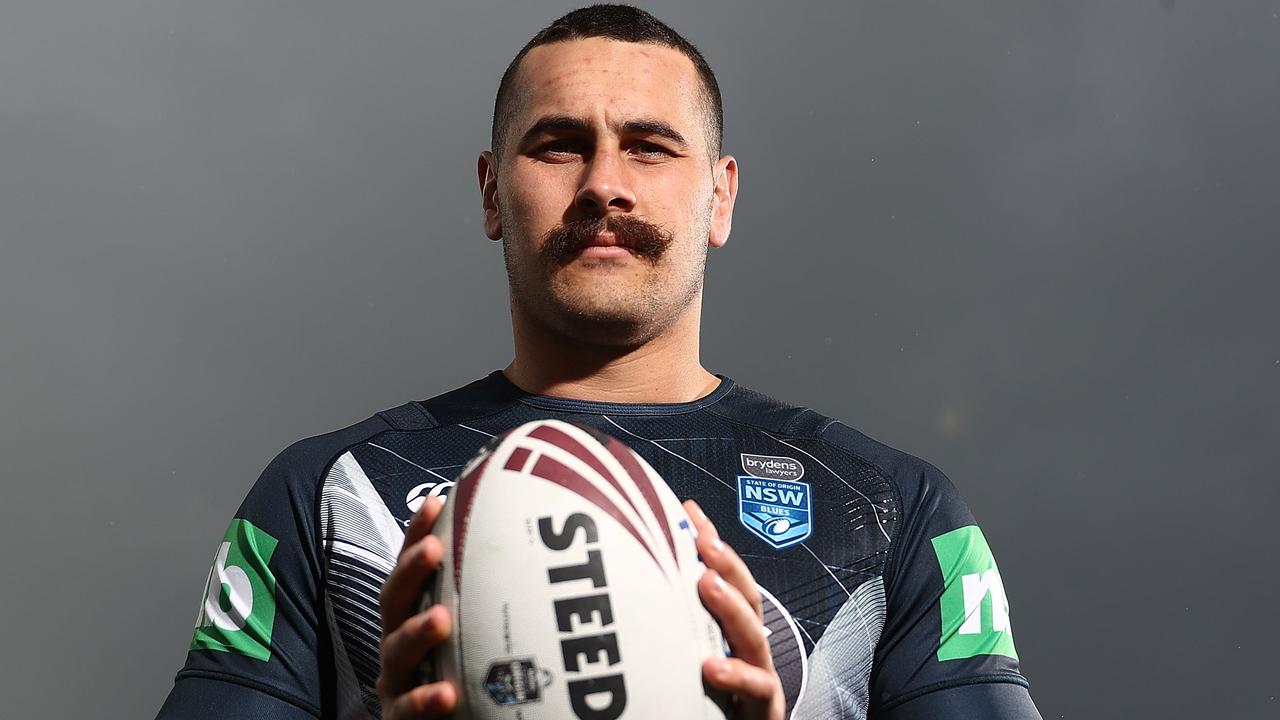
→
(641, 170, 701, 214)
(499, 184, 535, 230)
(504, 164, 574, 224)
(664, 181, 715, 241)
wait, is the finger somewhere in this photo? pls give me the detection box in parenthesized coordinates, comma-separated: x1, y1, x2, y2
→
(378, 604, 451, 695)
(401, 495, 446, 561)
(703, 656, 782, 704)
(684, 499, 718, 541)
(380, 534, 444, 636)
(382, 680, 457, 720)
(686, 501, 763, 623)
(699, 537, 763, 623)
(699, 568, 772, 669)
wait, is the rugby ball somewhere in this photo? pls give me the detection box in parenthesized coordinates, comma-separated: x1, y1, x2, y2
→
(419, 419, 730, 719)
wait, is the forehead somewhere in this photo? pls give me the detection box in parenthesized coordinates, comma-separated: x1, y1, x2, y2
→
(513, 38, 705, 134)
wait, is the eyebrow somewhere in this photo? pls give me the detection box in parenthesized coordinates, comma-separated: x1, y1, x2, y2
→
(518, 114, 690, 150)
(621, 119, 689, 148)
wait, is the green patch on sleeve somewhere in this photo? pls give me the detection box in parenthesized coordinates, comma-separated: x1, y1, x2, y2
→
(190, 518, 279, 661)
(931, 525, 1018, 661)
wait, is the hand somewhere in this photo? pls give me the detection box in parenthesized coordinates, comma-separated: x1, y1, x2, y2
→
(377, 496, 457, 719)
(685, 500, 786, 720)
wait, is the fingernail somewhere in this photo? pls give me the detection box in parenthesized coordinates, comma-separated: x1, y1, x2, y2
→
(426, 683, 453, 711)
(425, 535, 441, 554)
(711, 571, 729, 594)
(708, 658, 731, 677)
(687, 500, 707, 523)
(708, 536, 725, 554)
(415, 613, 435, 638)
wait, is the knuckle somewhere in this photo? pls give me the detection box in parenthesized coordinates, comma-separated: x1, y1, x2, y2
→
(744, 668, 772, 698)
(409, 541, 427, 569)
(421, 611, 442, 643)
(407, 687, 428, 714)
(424, 536, 442, 565)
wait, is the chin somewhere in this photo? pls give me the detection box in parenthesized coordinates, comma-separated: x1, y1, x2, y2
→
(512, 264, 701, 347)
(546, 290, 664, 347)
(554, 278, 653, 317)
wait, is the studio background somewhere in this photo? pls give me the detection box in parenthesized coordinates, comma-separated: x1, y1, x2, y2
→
(2, 1, 1277, 718)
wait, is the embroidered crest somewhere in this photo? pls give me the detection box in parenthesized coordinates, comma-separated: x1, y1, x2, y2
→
(737, 475, 812, 549)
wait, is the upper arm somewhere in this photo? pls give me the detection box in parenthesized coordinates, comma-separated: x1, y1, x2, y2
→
(158, 442, 330, 719)
(861, 443, 1039, 716)
(158, 675, 320, 720)
(877, 681, 1042, 719)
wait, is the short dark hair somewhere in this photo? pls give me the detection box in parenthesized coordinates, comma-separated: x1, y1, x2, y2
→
(491, 4, 723, 160)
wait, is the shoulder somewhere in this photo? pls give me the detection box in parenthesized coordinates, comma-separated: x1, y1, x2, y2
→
(253, 371, 524, 496)
(815, 418, 956, 509)
(243, 412, 399, 512)
(715, 379, 949, 499)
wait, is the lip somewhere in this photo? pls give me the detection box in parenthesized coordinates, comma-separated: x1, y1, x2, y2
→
(577, 245, 634, 259)
(572, 231, 635, 259)
(587, 231, 621, 247)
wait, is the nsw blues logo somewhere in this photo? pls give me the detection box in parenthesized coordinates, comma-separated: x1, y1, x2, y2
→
(737, 476, 812, 549)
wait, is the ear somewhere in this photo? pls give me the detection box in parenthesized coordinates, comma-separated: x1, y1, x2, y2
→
(478, 151, 502, 240)
(708, 155, 738, 249)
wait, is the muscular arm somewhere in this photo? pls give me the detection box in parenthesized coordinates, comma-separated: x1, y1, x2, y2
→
(821, 421, 1042, 719)
(158, 417, 391, 719)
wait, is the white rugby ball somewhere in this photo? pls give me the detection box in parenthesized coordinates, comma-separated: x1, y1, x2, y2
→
(419, 419, 729, 719)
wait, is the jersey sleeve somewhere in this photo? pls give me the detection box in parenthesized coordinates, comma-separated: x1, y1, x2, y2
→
(157, 438, 334, 719)
(823, 422, 1041, 718)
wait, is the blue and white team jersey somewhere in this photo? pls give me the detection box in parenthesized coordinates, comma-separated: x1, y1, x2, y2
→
(159, 372, 1041, 719)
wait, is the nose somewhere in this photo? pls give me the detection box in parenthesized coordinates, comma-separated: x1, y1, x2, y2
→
(575, 152, 637, 216)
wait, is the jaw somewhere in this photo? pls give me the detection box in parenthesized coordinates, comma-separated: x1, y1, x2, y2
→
(512, 264, 697, 348)
(547, 266, 663, 330)
(504, 231, 709, 348)
(512, 284, 707, 359)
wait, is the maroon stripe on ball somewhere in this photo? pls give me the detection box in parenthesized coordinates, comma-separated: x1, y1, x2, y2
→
(504, 446, 532, 472)
(604, 437, 679, 569)
(529, 454, 661, 569)
(527, 424, 642, 517)
(451, 454, 491, 594)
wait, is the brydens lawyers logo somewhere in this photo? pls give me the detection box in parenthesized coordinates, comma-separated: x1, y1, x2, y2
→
(740, 453, 804, 482)
(191, 518, 279, 661)
(737, 475, 812, 549)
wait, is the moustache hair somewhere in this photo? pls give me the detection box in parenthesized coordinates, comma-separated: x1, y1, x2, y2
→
(539, 215, 674, 266)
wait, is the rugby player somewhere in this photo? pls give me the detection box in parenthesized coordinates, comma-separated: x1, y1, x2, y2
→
(159, 5, 1042, 719)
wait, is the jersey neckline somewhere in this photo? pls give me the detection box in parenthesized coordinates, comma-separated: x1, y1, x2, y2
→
(484, 370, 736, 416)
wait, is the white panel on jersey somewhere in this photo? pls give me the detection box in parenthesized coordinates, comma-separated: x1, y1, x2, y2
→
(323, 451, 405, 569)
(321, 451, 408, 719)
(791, 576, 887, 720)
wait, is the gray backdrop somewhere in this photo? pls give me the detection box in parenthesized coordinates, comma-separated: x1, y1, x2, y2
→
(2, 1, 1277, 718)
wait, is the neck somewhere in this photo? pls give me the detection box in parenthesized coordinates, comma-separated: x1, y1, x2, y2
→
(505, 299, 719, 404)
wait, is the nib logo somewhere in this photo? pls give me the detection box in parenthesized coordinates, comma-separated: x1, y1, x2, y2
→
(191, 518, 279, 661)
(931, 525, 1018, 661)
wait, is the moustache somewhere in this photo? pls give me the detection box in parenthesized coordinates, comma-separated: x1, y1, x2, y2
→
(539, 216, 674, 266)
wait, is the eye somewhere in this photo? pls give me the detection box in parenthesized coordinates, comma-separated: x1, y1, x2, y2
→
(535, 139, 584, 160)
(631, 141, 673, 159)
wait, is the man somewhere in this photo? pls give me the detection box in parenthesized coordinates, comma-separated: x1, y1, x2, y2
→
(159, 5, 1041, 719)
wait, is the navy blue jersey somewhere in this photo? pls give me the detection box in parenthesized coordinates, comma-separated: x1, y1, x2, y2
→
(158, 372, 1040, 719)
